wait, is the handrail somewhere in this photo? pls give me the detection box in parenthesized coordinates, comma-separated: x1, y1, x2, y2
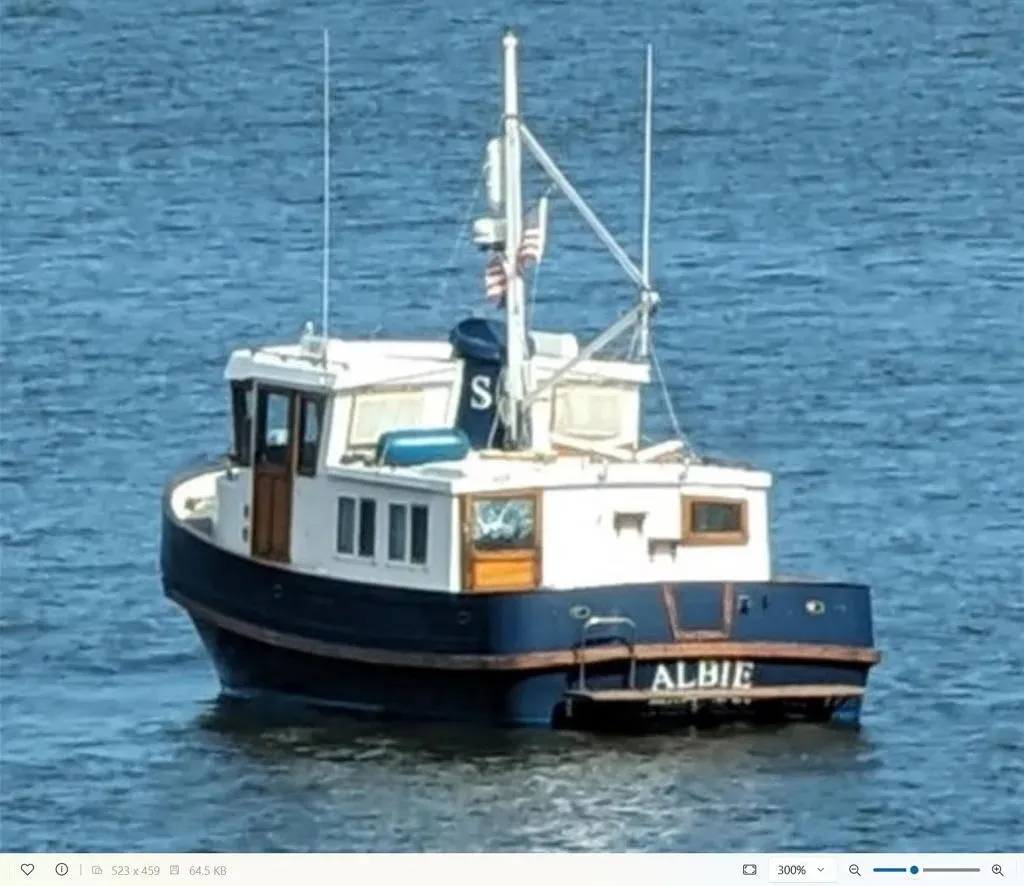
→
(577, 615, 638, 692)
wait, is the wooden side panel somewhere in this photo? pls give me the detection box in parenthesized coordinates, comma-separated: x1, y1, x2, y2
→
(250, 385, 298, 565)
(252, 472, 292, 563)
(269, 475, 293, 563)
(252, 473, 274, 558)
(468, 555, 537, 592)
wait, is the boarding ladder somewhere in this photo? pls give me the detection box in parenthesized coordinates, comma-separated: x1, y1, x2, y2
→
(570, 615, 638, 704)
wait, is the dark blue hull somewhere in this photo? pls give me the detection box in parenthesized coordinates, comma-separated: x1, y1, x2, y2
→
(161, 466, 881, 731)
(191, 615, 867, 729)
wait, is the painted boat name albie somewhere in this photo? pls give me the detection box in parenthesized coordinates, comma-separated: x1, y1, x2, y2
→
(650, 660, 755, 691)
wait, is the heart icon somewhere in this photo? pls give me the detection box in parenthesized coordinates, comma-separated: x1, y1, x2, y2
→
(20, 863, 34, 875)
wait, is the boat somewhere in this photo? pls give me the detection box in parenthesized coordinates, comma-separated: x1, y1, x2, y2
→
(160, 30, 882, 730)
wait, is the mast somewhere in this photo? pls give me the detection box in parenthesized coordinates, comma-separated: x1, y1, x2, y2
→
(484, 32, 661, 414)
(321, 28, 331, 361)
(501, 31, 527, 449)
(639, 43, 654, 359)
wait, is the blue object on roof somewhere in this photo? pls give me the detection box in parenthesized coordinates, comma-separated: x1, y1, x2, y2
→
(448, 316, 535, 363)
(375, 427, 471, 468)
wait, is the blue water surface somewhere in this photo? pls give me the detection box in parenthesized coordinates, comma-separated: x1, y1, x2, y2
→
(2, 0, 1022, 853)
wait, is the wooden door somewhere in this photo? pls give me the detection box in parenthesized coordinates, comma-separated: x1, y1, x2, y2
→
(251, 387, 297, 563)
(461, 490, 542, 592)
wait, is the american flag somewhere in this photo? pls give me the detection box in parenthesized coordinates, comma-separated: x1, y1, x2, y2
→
(517, 195, 549, 267)
(484, 196, 550, 305)
(484, 254, 507, 305)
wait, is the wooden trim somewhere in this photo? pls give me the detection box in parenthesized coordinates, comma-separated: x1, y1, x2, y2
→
(681, 495, 749, 547)
(722, 582, 736, 636)
(169, 588, 882, 670)
(662, 583, 735, 640)
(466, 548, 539, 562)
(251, 385, 299, 564)
(566, 684, 866, 703)
(459, 493, 470, 590)
(460, 488, 543, 592)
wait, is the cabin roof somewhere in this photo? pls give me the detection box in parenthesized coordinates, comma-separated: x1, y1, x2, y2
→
(327, 454, 771, 495)
(224, 322, 650, 391)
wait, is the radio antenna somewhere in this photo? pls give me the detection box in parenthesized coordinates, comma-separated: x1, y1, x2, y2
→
(320, 28, 331, 362)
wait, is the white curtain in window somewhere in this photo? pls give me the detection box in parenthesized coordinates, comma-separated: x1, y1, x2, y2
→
(349, 390, 427, 447)
(552, 385, 624, 440)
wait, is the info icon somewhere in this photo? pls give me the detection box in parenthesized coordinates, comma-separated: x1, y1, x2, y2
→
(742, 863, 757, 876)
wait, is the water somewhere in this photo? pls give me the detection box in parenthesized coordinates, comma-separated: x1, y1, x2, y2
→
(2, 0, 1023, 853)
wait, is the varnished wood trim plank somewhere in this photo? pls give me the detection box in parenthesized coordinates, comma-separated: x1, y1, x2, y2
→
(566, 684, 866, 703)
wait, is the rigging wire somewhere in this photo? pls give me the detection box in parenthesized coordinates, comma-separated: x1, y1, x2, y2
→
(650, 339, 698, 468)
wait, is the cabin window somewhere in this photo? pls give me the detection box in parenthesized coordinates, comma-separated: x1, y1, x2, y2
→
(229, 381, 253, 466)
(358, 498, 377, 557)
(337, 495, 376, 558)
(296, 394, 326, 477)
(388, 504, 408, 561)
(470, 495, 536, 551)
(681, 496, 748, 546)
(552, 383, 627, 441)
(410, 504, 429, 565)
(256, 388, 292, 468)
(348, 389, 426, 449)
(384, 502, 430, 565)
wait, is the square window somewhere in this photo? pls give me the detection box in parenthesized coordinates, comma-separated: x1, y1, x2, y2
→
(471, 496, 536, 550)
(682, 497, 748, 546)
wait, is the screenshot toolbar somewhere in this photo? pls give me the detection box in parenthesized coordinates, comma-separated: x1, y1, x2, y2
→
(3, 854, 1020, 885)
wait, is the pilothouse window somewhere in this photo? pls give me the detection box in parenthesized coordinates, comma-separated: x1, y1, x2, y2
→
(256, 389, 292, 468)
(229, 381, 253, 466)
(297, 394, 325, 477)
(349, 389, 427, 449)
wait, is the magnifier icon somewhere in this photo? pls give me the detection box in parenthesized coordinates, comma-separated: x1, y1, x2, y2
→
(992, 865, 1004, 877)
(849, 865, 861, 877)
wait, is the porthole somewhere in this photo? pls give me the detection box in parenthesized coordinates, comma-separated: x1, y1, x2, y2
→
(569, 605, 591, 620)
(805, 599, 826, 616)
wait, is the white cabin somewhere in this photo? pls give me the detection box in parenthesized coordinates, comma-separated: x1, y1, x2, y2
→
(171, 33, 778, 594)
(173, 324, 773, 594)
